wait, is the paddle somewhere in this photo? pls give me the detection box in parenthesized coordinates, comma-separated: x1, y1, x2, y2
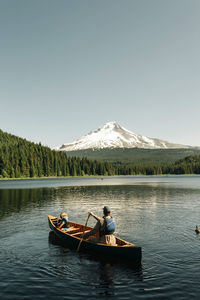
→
(77, 214, 90, 252)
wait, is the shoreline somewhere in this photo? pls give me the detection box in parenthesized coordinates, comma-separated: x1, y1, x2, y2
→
(0, 174, 199, 181)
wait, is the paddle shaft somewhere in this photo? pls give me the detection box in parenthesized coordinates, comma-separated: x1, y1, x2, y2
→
(77, 214, 90, 252)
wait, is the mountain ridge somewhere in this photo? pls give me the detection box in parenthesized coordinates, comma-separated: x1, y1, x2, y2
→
(63, 147, 200, 166)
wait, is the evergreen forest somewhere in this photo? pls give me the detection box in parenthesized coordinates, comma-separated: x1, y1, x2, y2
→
(0, 129, 200, 179)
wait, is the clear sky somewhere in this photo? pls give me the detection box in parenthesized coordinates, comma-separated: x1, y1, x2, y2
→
(1, 0, 200, 148)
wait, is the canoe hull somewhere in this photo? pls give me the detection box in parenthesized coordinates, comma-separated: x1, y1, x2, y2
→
(48, 215, 142, 263)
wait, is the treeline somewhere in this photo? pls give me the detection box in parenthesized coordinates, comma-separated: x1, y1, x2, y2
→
(0, 129, 200, 178)
(65, 147, 200, 165)
(0, 129, 115, 178)
(112, 155, 200, 175)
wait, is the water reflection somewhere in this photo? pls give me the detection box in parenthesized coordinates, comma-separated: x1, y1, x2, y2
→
(0, 188, 55, 219)
(94, 262, 114, 296)
(48, 230, 143, 298)
(1, 183, 199, 220)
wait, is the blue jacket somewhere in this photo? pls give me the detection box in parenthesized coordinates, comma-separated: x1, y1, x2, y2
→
(100, 217, 116, 236)
(61, 217, 69, 228)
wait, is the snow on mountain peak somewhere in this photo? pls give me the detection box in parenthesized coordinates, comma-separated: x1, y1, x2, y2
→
(58, 122, 192, 151)
(101, 121, 119, 130)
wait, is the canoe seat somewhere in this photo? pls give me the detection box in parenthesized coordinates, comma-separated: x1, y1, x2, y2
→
(71, 230, 91, 236)
(64, 228, 82, 234)
(67, 226, 75, 230)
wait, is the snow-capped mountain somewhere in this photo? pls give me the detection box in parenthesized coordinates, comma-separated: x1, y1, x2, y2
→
(57, 122, 192, 151)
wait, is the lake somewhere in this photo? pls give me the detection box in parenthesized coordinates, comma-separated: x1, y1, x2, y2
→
(0, 175, 200, 299)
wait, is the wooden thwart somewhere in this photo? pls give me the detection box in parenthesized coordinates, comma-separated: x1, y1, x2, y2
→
(71, 230, 90, 236)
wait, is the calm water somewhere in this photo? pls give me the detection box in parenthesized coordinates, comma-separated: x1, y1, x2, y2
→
(1, 175, 200, 299)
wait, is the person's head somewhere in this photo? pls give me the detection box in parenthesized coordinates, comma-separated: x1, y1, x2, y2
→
(60, 212, 68, 219)
(103, 206, 111, 216)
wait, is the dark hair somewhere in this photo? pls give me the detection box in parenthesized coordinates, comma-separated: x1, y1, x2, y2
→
(103, 206, 110, 215)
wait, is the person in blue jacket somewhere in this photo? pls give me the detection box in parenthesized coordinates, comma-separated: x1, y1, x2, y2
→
(58, 212, 69, 230)
(83, 206, 116, 245)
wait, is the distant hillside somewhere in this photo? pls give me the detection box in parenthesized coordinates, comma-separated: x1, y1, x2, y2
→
(163, 155, 200, 175)
(63, 148, 200, 166)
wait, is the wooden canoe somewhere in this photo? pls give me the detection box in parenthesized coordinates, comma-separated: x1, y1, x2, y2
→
(48, 214, 142, 263)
